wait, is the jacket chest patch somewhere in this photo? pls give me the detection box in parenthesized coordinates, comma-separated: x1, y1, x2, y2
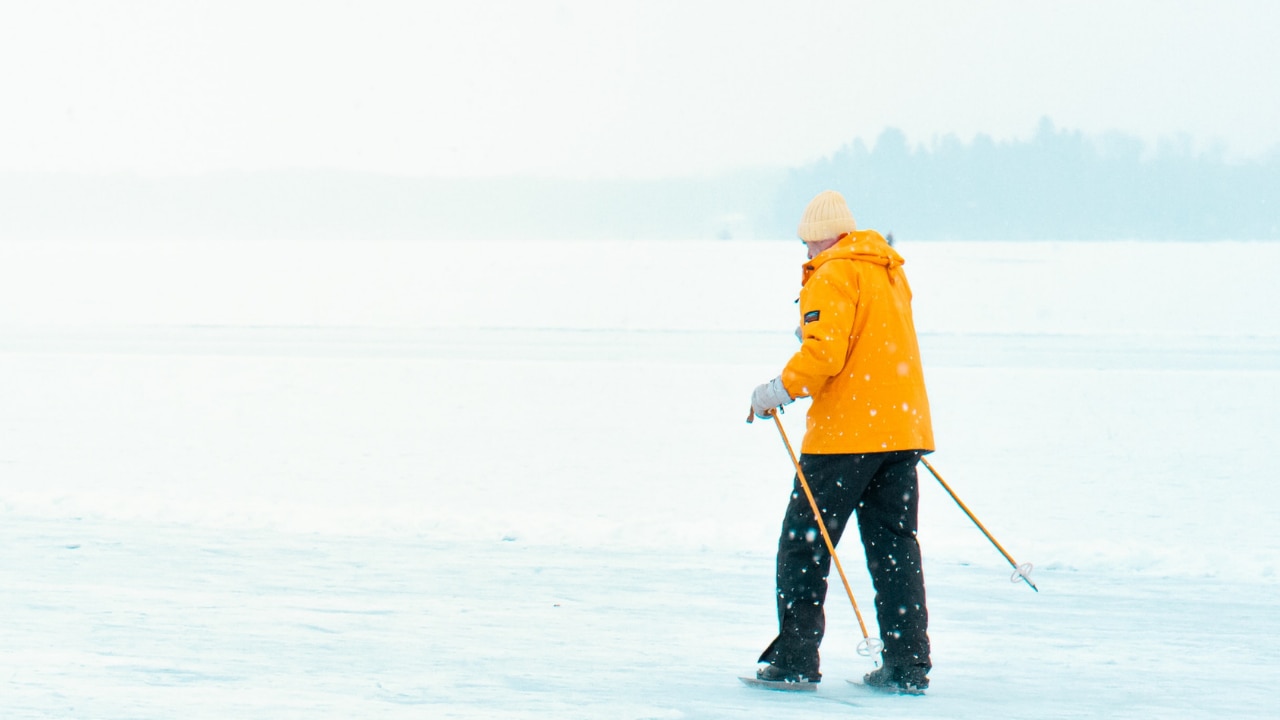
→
(804, 310, 821, 324)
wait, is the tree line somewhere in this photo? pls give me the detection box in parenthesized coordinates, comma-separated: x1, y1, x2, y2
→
(3, 118, 1276, 242)
(772, 118, 1280, 241)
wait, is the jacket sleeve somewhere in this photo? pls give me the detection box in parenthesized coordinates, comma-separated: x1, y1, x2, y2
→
(780, 263, 858, 399)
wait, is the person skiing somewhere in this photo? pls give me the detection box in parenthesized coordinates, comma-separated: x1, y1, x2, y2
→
(750, 189, 935, 694)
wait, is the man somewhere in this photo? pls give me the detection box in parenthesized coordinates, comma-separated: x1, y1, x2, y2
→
(750, 189, 935, 694)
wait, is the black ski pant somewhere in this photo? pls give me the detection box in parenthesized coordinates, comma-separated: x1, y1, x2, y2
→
(758, 450, 931, 676)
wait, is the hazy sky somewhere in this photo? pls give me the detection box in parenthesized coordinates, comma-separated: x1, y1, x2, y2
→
(3, 1, 1277, 178)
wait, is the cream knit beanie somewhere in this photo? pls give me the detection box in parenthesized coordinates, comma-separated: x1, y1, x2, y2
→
(797, 190, 857, 242)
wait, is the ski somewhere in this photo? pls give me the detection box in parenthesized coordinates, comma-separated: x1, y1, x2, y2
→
(847, 678, 926, 696)
(738, 676, 818, 692)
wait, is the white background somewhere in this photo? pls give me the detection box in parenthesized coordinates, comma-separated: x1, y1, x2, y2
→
(3, 1, 1278, 177)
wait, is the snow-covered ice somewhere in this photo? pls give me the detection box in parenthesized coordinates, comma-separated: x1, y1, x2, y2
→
(2, 238, 1278, 718)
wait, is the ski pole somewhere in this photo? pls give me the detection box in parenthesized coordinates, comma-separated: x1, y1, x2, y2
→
(749, 407, 884, 658)
(919, 457, 1038, 592)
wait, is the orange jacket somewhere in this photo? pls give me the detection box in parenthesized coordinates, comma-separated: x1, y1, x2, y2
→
(780, 231, 935, 454)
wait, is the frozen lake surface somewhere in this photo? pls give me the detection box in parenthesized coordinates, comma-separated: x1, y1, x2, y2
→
(2, 239, 1278, 718)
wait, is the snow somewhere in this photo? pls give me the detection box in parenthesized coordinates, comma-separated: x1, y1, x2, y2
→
(2, 237, 1278, 718)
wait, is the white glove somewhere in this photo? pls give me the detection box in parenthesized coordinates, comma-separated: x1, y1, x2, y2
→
(751, 376, 793, 419)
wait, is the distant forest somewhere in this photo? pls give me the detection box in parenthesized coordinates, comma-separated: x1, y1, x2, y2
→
(3, 118, 1277, 242)
(774, 118, 1280, 241)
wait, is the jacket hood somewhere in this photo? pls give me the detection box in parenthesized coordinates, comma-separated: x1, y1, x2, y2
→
(802, 230, 903, 283)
